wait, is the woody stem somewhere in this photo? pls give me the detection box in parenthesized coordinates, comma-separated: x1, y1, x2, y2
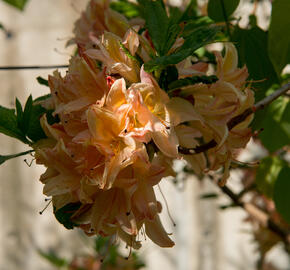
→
(178, 82, 290, 155)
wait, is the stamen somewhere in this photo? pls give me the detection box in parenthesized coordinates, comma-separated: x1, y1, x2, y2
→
(24, 158, 35, 167)
(39, 199, 52, 215)
(157, 185, 176, 227)
(232, 159, 260, 168)
(125, 238, 132, 260)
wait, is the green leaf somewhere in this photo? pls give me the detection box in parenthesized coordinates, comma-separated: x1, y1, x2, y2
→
(256, 157, 284, 198)
(158, 65, 179, 91)
(0, 150, 33, 165)
(168, 75, 218, 90)
(26, 104, 47, 142)
(274, 166, 290, 223)
(36, 76, 49, 87)
(178, 0, 198, 22)
(145, 25, 220, 72)
(17, 95, 48, 142)
(182, 17, 214, 37)
(0, 105, 29, 144)
(54, 202, 81, 229)
(268, 0, 290, 76)
(200, 193, 218, 199)
(257, 95, 290, 153)
(22, 95, 33, 134)
(2, 0, 29, 10)
(208, 0, 240, 22)
(38, 250, 68, 267)
(138, 0, 169, 55)
(15, 98, 23, 128)
(232, 26, 279, 101)
(110, 0, 140, 19)
(34, 94, 51, 103)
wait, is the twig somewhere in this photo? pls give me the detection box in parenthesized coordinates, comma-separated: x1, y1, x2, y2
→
(178, 82, 290, 155)
(216, 180, 290, 247)
(0, 65, 68, 70)
(254, 82, 290, 111)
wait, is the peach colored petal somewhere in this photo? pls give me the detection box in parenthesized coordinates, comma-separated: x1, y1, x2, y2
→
(152, 128, 179, 158)
(166, 97, 203, 126)
(145, 215, 175, 248)
(122, 27, 140, 56)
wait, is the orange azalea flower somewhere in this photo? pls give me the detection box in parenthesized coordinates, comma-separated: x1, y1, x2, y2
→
(86, 30, 140, 83)
(35, 115, 175, 248)
(69, 0, 130, 47)
(46, 55, 108, 139)
(179, 43, 254, 183)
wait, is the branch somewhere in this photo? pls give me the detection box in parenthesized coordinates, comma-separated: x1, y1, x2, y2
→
(0, 65, 68, 70)
(254, 82, 290, 111)
(216, 180, 290, 247)
(178, 82, 290, 155)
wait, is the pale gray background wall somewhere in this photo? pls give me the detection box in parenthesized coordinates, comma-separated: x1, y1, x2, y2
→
(0, 1, 288, 270)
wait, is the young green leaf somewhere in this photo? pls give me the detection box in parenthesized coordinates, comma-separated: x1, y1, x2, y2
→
(26, 104, 47, 142)
(54, 202, 82, 230)
(254, 92, 290, 152)
(273, 167, 290, 223)
(34, 94, 51, 103)
(138, 0, 169, 55)
(158, 65, 179, 91)
(232, 26, 279, 101)
(145, 25, 220, 71)
(22, 95, 33, 134)
(38, 250, 68, 267)
(0, 105, 29, 144)
(15, 98, 23, 128)
(0, 150, 33, 165)
(268, 0, 290, 76)
(36, 76, 49, 87)
(182, 17, 214, 37)
(178, 0, 198, 22)
(168, 75, 218, 90)
(207, 0, 240, 22)
(110, 0, 140, 19)
(2, 0, 29, 11)
(256, 157, 284, 198)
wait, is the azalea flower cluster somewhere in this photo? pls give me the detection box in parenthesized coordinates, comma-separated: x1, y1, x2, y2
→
(34, 0, 254, 249)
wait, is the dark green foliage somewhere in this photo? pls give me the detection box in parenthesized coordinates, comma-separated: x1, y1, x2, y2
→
(256, 157, 284, 198)
(0, 150, 33, 165)
(138, 0, 171, 56)
(2, 0, 28, 10)
(268, 0, 290, 76)
(16, 95, 47, 142)
(137, 0, 182, 57)
(145, 25, 221, 72)
(158, 65, 179, 91)
(0, 105, 29, 144)
(34, 94, 51, 103)
(257, 95, 290, 153)
(182, 17, 214, 37)
(232, 26, 279, 101)
(36, 76, 49, 87)
(274, 167, 290, 223)
(207, 0, 240, 22)
(38, 250, 68, 268)
(53, 202, 82, 229)
(0, 95, 56, 145)
(200, 193, 218, 199)
(168, 75, 218, 90)
(178, 0, 198, 22)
